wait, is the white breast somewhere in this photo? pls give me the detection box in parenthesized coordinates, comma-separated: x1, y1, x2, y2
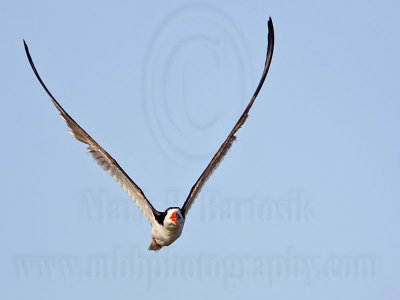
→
(152, 222, 184, 247)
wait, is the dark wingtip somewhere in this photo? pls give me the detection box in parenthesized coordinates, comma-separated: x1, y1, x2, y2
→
(268, 17, 273, 31)
(23, 40, 32, 63)
(23, 39, 59, 103)
(23, 39, 28, 52)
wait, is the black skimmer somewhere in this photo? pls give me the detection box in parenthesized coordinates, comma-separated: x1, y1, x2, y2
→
(23, 18, 274, 251)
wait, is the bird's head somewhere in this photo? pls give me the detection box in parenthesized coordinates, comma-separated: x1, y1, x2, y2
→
(164, 208, 184, 227)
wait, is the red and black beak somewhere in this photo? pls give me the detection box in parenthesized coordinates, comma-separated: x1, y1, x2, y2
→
(170, 211, 178, 224)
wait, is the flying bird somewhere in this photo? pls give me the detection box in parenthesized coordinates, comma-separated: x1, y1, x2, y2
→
(24, 18, 275, 251)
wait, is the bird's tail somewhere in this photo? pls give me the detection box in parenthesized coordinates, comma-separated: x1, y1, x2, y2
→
(148, 239, 162, 251)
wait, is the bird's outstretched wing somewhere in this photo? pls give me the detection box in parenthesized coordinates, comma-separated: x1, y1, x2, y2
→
(181, 17, 275, 216)
(24, 41, 161, 224)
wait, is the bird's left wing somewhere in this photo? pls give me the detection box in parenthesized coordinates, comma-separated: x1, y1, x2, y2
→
(24, 41, 161, 224)
(181, 18, 275, 216)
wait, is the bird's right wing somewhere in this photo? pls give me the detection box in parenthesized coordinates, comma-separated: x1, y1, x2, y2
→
(24, 41, 161, 224)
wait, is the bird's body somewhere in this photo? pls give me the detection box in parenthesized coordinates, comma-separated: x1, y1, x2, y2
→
(150, 208, 185, 250)
(23, 18, 275, 251)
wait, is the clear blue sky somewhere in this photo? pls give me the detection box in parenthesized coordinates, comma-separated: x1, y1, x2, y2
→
(1, 0, 399, 299)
